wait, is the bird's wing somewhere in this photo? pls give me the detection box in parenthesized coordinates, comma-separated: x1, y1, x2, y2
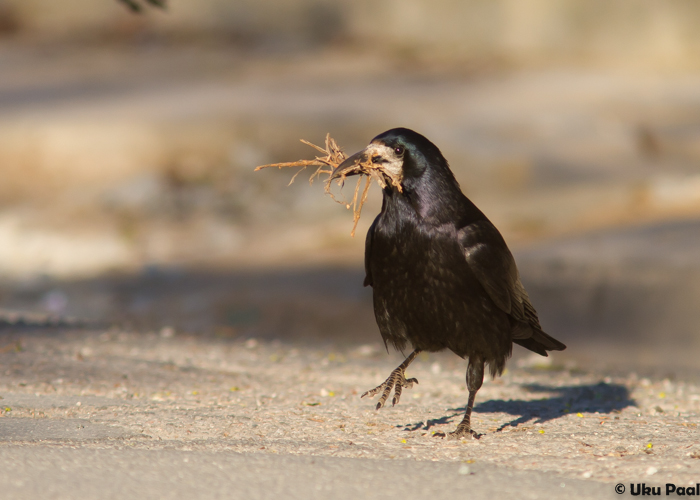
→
(457, 214, 566, 353)
(457, 220, 524, 318)
(363, 215, 380, 287)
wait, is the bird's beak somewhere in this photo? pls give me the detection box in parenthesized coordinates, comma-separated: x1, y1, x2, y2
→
(330, 148, 368, 181)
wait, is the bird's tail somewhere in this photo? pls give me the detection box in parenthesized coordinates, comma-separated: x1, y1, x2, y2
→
(513, 327, 566, 356)
(510, 294, 566, 356)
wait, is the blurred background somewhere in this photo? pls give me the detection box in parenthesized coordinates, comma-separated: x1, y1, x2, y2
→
(1, 0, 700, 375)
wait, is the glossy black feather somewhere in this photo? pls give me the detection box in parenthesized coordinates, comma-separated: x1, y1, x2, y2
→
(363, 128, 565, 377)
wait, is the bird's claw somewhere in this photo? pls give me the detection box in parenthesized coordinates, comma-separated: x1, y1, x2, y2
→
(361, 368, 418, 409)
(448, 427, 480, 440)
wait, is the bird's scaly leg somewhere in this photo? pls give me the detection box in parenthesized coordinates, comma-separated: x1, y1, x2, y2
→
(362, 349, 420, 409)
(450, 355, 484, 439)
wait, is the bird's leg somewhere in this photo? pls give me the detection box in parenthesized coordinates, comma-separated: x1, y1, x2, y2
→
(362, 349, 420, 410)
(450, 355, 484, 439)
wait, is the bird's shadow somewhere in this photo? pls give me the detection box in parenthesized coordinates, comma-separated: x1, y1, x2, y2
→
(401, 381, 635, 433)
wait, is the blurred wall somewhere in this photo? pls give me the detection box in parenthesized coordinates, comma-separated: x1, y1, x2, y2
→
(2, 0, 700, 67)
(2, 0, 700, 279)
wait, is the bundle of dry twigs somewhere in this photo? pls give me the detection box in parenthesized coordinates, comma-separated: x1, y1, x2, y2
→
(255, 134, 400, 237)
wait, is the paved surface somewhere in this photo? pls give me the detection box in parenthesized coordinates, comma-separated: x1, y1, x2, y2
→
(1, 326, 699, 499)
(0, 447, 615, 500)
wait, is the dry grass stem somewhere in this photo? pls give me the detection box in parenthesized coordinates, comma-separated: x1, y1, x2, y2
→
(255, 133, 402, 237)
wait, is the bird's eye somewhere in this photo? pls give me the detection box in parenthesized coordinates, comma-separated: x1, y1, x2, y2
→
(394, 146, 404, 155)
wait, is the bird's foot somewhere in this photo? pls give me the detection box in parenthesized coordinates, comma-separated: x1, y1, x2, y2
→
(448, 425, 480, 440)
(361, 368, 418, 409)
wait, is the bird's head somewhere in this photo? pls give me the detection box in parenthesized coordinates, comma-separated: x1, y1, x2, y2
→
(330, 128, 451, 192)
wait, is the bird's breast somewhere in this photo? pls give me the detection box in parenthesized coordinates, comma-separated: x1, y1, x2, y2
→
(369, 210, 510, 357)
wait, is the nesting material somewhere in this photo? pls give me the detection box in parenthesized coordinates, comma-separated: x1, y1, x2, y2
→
(255, 134, 402, 237)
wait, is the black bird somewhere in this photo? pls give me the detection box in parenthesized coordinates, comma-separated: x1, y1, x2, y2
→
(331, 128, 566, 438)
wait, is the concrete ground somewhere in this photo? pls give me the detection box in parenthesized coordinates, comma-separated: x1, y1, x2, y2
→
(1, 318, 699, 499)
